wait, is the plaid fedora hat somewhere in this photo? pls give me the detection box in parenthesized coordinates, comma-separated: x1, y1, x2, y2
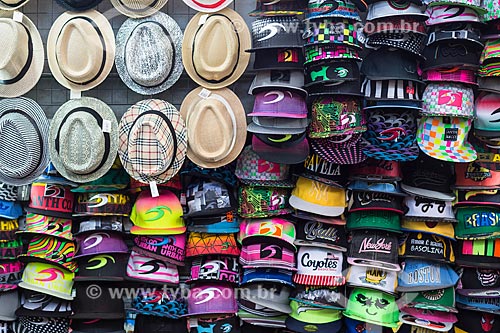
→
(47, 10, 114, 92)
(0, 97, 49, 185)
(180, 87, 247, 169)
(115, 12, 183, 95)
(111, 0, 168, 18)
(182, 8, 251, 89)
(0, 11, 44, 98)
(48, 97, 118, 183)
(118, 99, 187, 184)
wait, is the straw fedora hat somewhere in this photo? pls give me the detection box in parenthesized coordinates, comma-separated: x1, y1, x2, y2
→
(111, 0, 168, 18)
(0, 97, 49, 185)
(0, 0, 28, 10)
(182, 7, 251, 89)
(118, 99, 187, 184)
(115, 12, 183, 95)
(180, 87, 247, 169)
(48, 97, 119, 183)
(47, 10, 115, 92)
(0, 11, 44, 98)
(182, 0, 233, 12)
(54, 0, 103, 11)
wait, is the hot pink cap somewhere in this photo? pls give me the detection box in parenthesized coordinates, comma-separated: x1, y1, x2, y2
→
(423, 68, 477, 86)
(240, 243, 297, 271)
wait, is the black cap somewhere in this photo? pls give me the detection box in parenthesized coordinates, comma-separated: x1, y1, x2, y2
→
(300, 153, 349, 188)
(71, 319, 125, 333)
(422, 41, 481, 71)
(15, 290, 72, 318)
(361, 48, 422, 81)
(71, 282, 124, 320)
(454, 309, 500, 333)
(294, 220, 348, 252)
(348, 230, 400, 271)
(307, 80, 362, 97)
(74, 253, 128, 282)
(305, 60, 360, 87)
(456, 240, 500, 269)
(399, 232, 455, 264)
(254, 48, 305, 70)
(134, 314, 188, 333)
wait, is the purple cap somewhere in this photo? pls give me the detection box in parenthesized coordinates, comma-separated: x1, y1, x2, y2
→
(187, 283, 238, 316)
(74, 232, 128, 258)
(311, 133, 368, 165)
(249, 90, 308, 119)
(252, 133, 309, 165)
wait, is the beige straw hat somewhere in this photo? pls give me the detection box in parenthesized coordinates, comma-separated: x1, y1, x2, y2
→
(47, 10, 115, 92)
(180, 87, 247, 169)
(111, 0, 168, 18)
(0, 11, 44, 98)
(182, 7, 251, 89)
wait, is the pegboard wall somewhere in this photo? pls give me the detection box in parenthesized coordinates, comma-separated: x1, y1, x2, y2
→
(18, 0, 256, 119)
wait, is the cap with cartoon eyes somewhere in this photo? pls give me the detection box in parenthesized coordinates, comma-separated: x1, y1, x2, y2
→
(343, 287, 399, 328)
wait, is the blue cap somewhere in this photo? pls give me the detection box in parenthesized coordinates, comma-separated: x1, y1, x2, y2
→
(348, 180, 406, 197)
(456, 294, 500, 313)
(0, 200, 22, 219)
(37, 162, 77, 187)
(397, 259, 459, 292)
(187, 213, 240, 234)
(241, 268, 294, 287)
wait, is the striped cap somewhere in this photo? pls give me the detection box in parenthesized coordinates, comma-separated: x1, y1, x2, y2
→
(362, 78, 423, 101)
(0, 98, 49, 186)
(294, 246, 345, 286)
(18, 235, 77, 272)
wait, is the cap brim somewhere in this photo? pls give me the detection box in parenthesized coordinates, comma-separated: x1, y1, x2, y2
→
(347, 257, 401, 272)
(252, 135, 309, 165)
(71, 312, 124, 320)
(18, 282, 73, 300)
(294, 240, 347, 252)
(400, 183, 455, 201)
(285, 315, 343, 333)
(289, 196, 345, 217)
(130, 226, 186, 235)
(247, 122, 306, 135)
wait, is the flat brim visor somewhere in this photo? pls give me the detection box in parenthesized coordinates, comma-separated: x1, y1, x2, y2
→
(294, 240, 347, 252)
(400, 183, 455, 201)
(289, 195, 346, 217)
(285, 315, 343, 333)
(456, 288, 500, 297)
(347, 257, 401, 272)
(130, 226, 187, 235)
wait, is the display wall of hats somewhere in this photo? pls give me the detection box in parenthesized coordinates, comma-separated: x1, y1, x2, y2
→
(4, 0, 500, 332)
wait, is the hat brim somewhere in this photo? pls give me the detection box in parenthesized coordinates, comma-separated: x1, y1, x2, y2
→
(47, 10, 115, 92)
(400, 183, 455, 201)
(0, 13, 44, 98)
(18, 281, 74, 301)
(347, 258, 401, 272)
(182, 0, 233, 12)
(289, 195, 346, 217)
(247, 122, 307, 135)
(115, 12, 184, 94)
(111, 0, 167, 17)
(48, 97, 119, 183)
(130, 226, 187, 235)
(180, 87, 247, 169)
(294, 240, 347, 252)
(285, 315, 343, 333)
(252, 135, 309, 165)
(182, 8, 251, 89)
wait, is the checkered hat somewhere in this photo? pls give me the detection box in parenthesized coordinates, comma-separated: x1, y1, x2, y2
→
(310, 133, 368, 165)
(417, 116, 477, 162)
(302, 20, 363, 49)
(422, 83, 475, 118)
(304, 45, 362, 65)
(118, 99, 187, 184)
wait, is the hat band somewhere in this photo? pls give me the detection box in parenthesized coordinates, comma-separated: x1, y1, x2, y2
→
(125, 21, 175, 88)
(116, 0, 162, 12)
(0, 23, 33, 85)
(127, 110, 178, 177)
(192, 13, 239, 84)
(0, 0, 27, 8)
(0, 110, 43, 178)
(54, 107, 110, 176)
(55, 16, 106, 86)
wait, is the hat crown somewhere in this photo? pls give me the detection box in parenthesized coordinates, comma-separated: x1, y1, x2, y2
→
(0, 19, 29, 81)
(58, 112, 105, 175)
(193, 15, 238, 81)
(0, 113, 39, 178)
(56, 19, 103, 83)
(126, 22, 173, 87)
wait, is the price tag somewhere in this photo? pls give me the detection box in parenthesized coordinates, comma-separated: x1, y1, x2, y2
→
(102, 120, 112, 133)
(70, 90, 81, 99)
(12, 11, 23, 22)
(150, 181, 159, 198)
(199, 14, 208, 25)
(198, 88, 211, 99)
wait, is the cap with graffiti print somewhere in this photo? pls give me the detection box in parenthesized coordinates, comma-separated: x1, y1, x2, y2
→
(130, 190, 185, 235)
(19, 262, 75, 300)
(188, 256, 240, 284)
(187, 283, 238, 316)
(18, 235, 77, 272)
(74, 232, 128, 259)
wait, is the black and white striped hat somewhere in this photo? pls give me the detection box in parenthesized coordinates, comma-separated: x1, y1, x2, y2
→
(361, 78, 423, 101)
(0, 98, 49, 186)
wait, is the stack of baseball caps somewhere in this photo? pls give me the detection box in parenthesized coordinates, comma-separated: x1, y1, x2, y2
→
(181, 162, 241, 332)
(14, 170, 78, 332)
(247, 0, 310, 164)
(305, 0, 368, 167)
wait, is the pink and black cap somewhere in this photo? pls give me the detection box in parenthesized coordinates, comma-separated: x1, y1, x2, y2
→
(253, 48, 305, 70)
(349, 158, 402, 182)
(348, 230, 401, 271)
(188, 255, 240, 285)
(240, 242, 296, 271)
(71, 319, 126, 333)
(132, 234, 185, 266)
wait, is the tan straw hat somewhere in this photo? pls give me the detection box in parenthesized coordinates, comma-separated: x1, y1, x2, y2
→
(180, 87, 247, 169)
(111, 0, 168, 18)
(182, 7, 251, 89)
(0, 11, 44, 98)
(47, 10, 115, 92)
